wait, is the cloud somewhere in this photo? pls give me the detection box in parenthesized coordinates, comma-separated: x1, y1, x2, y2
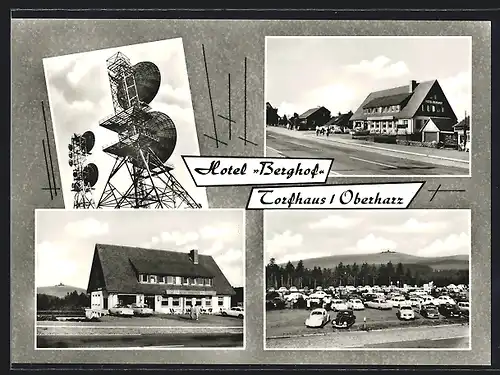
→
(266, 230, 304, 259)
(277, 101, 300, 118)
(36, 241, 79, 287)
(440, 71, 471, 119)
(307, 84, 358, 114)
(212, 248, 244, 287)
(160, 231, 199, 246)
(375, 218, 448, 234)
(345, 56, 409, 79)
(200, 222, 238, 241)
(416, 232, 470, 257)
(64, 218, 109, 238)
(309, 215, 363, 230)
(155, 83, 191, 110)
(355, 234, 397, 253)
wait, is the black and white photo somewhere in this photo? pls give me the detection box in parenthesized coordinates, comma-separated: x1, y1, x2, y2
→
(35, 209, 244, 349)
(265, 36, 471, 177)
(43, 37, 208, 209)
(264, 210, 471, 350)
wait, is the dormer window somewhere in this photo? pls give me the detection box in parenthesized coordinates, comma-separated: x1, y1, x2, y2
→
(149, 275, 157, 283)
(140, 274, 147, 283)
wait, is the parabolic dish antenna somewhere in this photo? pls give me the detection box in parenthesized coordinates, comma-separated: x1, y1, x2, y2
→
(82, 163, 99, 187)
(117, 61, 161, 108)
(142, 111, 177, 165)
(81, 131, 96, 153)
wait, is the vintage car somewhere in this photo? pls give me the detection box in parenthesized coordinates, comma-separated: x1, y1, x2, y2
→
(108, 304, 134, 317)
(420, 304, 440, 319)
(130, 303, 154, 316)
(305, 308, 330, 328)
(457, 301, 470, 316)
(365, 298, 392, 310)
(438, 303, 462, 318)
(332, 310, 356, 329)
(330, 299, 349, 312)
(346, 298, 365, 311)
(433, 295, 456, 306)
(221, 307, 244, 318)
(390, 295, 408, 308)
(396, 305, 415, 320)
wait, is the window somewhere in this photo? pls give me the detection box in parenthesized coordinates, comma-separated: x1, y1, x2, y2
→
(196, 278, 204, 285)
(186, 298, 192, 307)
(140, 274, 148, 283)
(188, 277, 195, 285)
(431, 105, 436, 112)
(182, 277, 189, 285)
(205, 298, 212, 307)
(172, 297, 180, 306)
(191, 278, 197, 285)
(196, 299, 202, 306)
(166, 276, 174, 284)
(161, 297, 169, 306)
(218, 297, 224, 306)
(149, 275, 157, 284)
(159, 276, 166, 284)
(403, 120, 408, 126)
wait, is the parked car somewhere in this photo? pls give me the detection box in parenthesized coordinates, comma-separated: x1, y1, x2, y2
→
(457, 301, 470, 316)
(390, 295, 408, 308)
(332, 310, 356, 328)
(221, 306, 244, 318)
(130, 303, 154, 316)
(409, 296, 423, 308)
(266, 297, 285, 310)
(108, 304, 134, 317)
(278, 287, 288, 294)
(346, 298, 365, 310)
(396, 305, 415, 320)
(289, 286, 298, 293)
(420, 304, 440, 319)
(365, 298, 392, 310)
(285, 292, 305, 302)
(330, 299, 349, 312)
(419, 295, 437, 306)
(438, 303, 462, 318)
(305, 308, 330, 328)
(433, 295, 456, 306)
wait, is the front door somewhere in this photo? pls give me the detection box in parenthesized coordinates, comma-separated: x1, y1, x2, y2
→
(145, 295, 155, 310)
(103, 296, 108, 309)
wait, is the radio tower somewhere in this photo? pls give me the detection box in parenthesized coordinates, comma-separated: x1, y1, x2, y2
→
(96, 52, 201, 209)
(68, 131, 98, 209)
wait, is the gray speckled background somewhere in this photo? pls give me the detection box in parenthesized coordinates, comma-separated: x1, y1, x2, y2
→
(11, 19, 490, 366)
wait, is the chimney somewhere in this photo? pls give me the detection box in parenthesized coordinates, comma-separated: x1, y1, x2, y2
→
(189, 249, 199, 265)
(409, 80, 417, 93)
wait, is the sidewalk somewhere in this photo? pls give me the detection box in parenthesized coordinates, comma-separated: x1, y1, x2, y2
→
(267, 126, 470, 169)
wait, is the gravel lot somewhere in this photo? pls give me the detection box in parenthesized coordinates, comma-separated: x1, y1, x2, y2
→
(266, 307, 468, 338)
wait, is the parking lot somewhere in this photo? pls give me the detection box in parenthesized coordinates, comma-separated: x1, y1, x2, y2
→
(266, 306, 468, 338)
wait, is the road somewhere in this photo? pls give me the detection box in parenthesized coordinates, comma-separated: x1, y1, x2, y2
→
(266, 131, 468, 176)
(37, 332, 244, 348)
(265, 324, 469, 349)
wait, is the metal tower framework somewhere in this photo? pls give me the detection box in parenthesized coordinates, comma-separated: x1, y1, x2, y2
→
(69, 135, 96, 209)
(96, 51, 201, 209)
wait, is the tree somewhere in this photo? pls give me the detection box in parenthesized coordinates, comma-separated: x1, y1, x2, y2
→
(285, 261, 295, 287)
(351, 263, 359, 287)
(360, 263, 369, 285)
(395, 262, 405, 286)
(295, 260, 305, 288)
(386, 261, 395, 285)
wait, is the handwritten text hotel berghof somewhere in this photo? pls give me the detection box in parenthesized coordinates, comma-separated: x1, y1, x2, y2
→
(194, 160, 406, 208)
(195, 160, 323, 180)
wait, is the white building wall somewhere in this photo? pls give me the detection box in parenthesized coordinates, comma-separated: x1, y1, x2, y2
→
(91, 291, 104, 309)
(108, 294, 119, 308)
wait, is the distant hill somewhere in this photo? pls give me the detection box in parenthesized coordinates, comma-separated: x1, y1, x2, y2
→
(37, 283, 87, 298)
(280, 251, 469, 271)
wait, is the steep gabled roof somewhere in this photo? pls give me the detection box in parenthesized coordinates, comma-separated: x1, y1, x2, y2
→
(362, 93, 412, 109)
(453, 116, 470, 130)
(429, 117, 456, 132)
(325, 112, 353, 126)
(299, 106, 329, 119)
(350, 80, 437, 121)
(87, 244, 235, 295)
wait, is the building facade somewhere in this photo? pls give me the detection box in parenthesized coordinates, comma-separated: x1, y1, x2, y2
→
(297, 106, 331, 130)
(350, 80, 458, 135)
(87, 244, 235, 314)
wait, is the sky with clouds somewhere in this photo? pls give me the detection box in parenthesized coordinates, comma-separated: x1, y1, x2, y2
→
(43, 37, 207, 209)
(265, 210, 470, 264)
(266, 37, 471, 120)
(36, 210, 244, 289)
